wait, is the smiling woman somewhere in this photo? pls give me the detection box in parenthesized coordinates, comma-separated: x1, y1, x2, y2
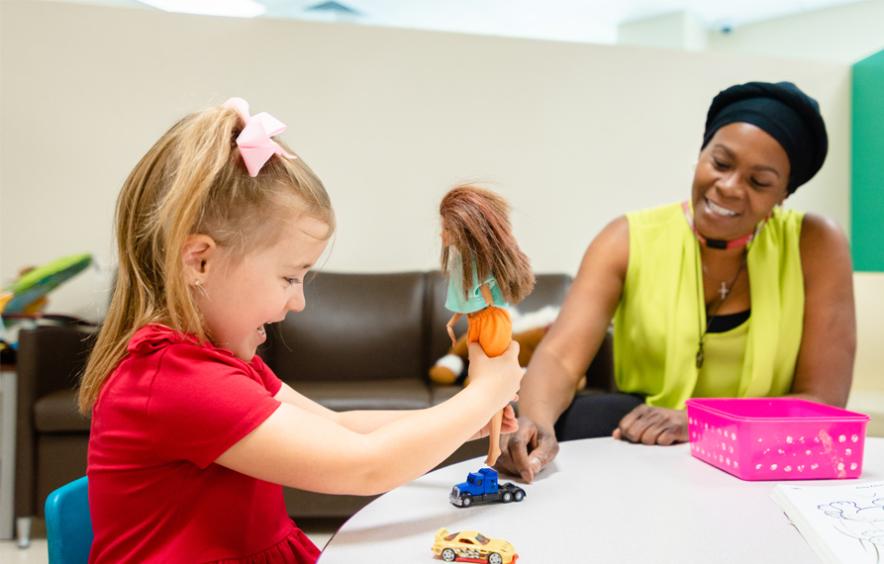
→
(497, 81, 856, 484)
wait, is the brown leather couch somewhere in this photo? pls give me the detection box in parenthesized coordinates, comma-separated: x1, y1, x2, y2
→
(15, 270, 612, 540)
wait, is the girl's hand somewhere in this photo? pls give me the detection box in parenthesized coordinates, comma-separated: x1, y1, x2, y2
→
(465, 342, 523, 406)
(612, 404, 688, 445)
(470, 403, 518, 440)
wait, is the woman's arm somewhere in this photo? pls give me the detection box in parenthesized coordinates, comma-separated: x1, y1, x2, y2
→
(519, 217, 628, 426)
(790, 213, 856, 407)
(498, 217, 629, 480)
(218, 343, 523, 495)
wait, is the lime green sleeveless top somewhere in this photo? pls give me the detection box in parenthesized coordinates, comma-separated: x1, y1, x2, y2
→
(613, 202, 805, 409)
(693, 319, 748, 397)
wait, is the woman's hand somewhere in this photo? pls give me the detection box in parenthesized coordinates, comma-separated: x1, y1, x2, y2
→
(494, 416, 559, 483)
(471, 404, 518, 440)
(612, 404, 688, 445)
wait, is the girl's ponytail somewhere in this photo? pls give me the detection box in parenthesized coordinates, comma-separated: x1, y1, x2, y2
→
(79, 102, 333, 414)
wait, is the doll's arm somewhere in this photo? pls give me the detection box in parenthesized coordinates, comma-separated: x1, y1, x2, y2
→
(446, 313, 463, 347)
(479, 283, 494, 307)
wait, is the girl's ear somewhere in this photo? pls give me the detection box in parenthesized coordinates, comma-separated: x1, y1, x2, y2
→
(182, 234, 218, 283)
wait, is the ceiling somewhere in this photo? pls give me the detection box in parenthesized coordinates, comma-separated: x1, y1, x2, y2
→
(58, 0, 865, 44)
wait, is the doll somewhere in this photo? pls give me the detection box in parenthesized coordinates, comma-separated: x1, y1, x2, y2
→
(429, 305, 562, 386)
(440, 185, 535, 466)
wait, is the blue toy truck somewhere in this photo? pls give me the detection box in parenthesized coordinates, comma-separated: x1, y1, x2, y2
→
(449, 468, 526, 507)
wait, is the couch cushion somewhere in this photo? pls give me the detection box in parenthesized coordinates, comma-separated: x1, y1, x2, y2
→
(264, 272, 428, 382)
(290, 379, 431, 411)
(34, 389, 90, 432)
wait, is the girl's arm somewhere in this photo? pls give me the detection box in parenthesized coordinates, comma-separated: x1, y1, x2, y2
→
(217, 343, 522, 496)
(790, 213, 855, 407)
(276, 382, 516, 436)
(274, 382, 447, 433)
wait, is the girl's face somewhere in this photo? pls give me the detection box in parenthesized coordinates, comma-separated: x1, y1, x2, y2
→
(196, 214, 330, 361)
(691, 122, 791, 241)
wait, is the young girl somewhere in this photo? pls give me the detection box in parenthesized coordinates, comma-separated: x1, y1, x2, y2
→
(78, 98, 523, 563)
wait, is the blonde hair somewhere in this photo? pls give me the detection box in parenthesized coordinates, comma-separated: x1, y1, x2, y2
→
(440, 185, 534, 305)
(78, 104, 334, 414)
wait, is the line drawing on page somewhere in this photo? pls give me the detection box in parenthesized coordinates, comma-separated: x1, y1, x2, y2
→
(818, 493, 884, 563)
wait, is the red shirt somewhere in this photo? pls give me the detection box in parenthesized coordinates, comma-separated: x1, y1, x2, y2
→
(87, 324, 320, 563)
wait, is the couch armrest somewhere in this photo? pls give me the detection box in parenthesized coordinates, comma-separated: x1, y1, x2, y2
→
(15, 325, 95, 518)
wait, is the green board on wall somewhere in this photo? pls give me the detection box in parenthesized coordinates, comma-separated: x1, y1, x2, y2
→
(852, 49, 884, 272)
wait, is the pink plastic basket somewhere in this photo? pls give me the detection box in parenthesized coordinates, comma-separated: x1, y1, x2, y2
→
(686, 398, 869, 481)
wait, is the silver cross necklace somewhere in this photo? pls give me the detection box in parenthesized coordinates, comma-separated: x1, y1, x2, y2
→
(696, 254, 747, 369)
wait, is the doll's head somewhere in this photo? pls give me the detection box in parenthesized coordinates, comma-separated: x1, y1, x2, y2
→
(79, 99, 333, 413)
(439, 185, 534, 304)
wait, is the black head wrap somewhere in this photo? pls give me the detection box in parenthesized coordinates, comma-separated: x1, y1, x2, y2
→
(702, 81, 828, 194)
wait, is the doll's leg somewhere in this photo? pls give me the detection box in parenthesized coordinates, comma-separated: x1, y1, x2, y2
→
(486, 409, 504, 466)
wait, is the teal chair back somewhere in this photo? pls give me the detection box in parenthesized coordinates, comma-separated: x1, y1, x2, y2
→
(45, 476, 93, 564)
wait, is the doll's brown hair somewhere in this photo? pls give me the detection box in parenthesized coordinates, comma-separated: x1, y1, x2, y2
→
(440, 185, 535, 304)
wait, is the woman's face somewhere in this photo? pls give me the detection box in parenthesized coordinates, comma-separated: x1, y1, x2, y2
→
(691, 122, 791, 241)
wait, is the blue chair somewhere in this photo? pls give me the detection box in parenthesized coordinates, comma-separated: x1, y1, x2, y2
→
(44, 476, 93, 564)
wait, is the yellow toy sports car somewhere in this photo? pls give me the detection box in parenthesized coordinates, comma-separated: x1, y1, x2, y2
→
(431, 528, 518, 563)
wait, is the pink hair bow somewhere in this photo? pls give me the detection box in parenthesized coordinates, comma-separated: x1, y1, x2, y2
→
(224, 97, 295, 177)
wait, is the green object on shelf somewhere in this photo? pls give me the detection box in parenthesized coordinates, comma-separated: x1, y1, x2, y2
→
(2, 253, 93, 314)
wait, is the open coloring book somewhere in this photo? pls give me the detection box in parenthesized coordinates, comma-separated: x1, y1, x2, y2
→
(772, 481, 884, 564)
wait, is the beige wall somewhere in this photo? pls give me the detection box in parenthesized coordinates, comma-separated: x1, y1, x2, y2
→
(1, 1, 851, 323)
(849, 273, 884, 432)
(853, 274, 884, 393)
(708, 0, 884, 63)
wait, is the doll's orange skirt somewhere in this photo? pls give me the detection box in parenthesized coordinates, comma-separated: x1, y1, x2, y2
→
(467, 306, 512, 357)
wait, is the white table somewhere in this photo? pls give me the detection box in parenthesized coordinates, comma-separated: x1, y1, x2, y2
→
(318, 437, 884, 564)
